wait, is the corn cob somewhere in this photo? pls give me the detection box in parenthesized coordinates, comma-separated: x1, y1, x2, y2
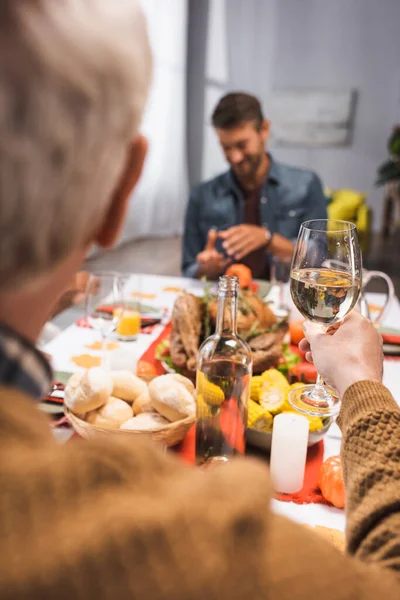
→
(261, 368, 290, 392)
(305, 415, 324, 432)
(247, 399, 273, 432)
(250, 375, 263, 401)
(281, 381, 305, 412)
(196, 371, 225, 407)
(283, 409, 324, 432)
(196, 393, 211, 419)
(259, 387, 286, 414)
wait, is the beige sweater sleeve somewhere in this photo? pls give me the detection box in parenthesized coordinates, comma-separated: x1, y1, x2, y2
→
(337, 380, 400, 567)
(1, 384, 400, 600)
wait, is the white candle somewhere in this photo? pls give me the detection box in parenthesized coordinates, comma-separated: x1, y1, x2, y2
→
(270, 412, 309, 494)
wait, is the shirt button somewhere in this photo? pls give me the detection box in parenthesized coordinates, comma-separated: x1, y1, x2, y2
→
(260, 196, 268, 204)
(288, 209, 297, 217)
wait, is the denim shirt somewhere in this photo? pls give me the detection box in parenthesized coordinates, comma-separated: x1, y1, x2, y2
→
(181, 156, 327, 278)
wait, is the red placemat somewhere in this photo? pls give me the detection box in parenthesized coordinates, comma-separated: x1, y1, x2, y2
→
(138, 322, 172, 376)
(275, 441, 326, 504)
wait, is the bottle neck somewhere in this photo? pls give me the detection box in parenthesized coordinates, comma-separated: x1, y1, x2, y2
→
(215, 277, 239, 335)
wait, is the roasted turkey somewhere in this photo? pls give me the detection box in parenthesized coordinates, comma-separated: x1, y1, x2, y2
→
(169, 290, 287, 377)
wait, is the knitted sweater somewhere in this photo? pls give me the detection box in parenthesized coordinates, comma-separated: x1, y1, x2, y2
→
(0, 380, 399, 599)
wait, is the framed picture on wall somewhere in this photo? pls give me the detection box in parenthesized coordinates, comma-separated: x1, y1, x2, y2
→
(270, 90, 357, 147)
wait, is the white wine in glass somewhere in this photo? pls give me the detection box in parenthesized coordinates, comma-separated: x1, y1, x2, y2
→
(289, 220, 362, 417)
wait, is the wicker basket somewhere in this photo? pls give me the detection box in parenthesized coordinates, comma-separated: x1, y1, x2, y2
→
(64, 406, 195, 447)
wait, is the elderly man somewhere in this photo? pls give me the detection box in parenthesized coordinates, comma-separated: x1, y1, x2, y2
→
(0, 2, 399, 600)
(182, 92, 327, 280)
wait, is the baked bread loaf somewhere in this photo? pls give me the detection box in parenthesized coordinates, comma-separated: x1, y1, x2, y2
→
(132, 391, 153, 416)
(64, 368, 113, 415)
(111, 371, 147, 402)
(148, 374, 196, 422)
(170, 374, 195, 395)
(86, 396, 133, 429)
(120, 412, 169, 431)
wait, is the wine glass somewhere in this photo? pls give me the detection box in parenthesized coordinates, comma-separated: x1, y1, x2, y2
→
(85, 272, 124, 368)
(289, 220, 362, 417)
(269, 256, 291, 317)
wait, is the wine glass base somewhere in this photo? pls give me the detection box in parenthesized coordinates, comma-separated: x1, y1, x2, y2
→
(288, 384, 340, 417)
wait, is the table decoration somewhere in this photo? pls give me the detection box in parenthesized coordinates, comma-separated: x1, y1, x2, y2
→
(270, 412, 309, 493)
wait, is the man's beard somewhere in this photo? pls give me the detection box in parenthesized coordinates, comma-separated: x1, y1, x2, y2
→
(233, 151, 264, 180)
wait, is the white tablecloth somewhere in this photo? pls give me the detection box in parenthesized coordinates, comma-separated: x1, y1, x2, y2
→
(45, 274, 400, 533)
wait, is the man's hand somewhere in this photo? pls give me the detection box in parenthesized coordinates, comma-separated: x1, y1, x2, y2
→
(299, 312, 383, 398)
(218, 224, 267, 260)
(196, 229, 231, 280)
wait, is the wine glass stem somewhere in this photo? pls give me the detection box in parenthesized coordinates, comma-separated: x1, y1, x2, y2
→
(313, 373, 326, 398)
(278, 281, 284, 308)
(309, 323, 328, 400)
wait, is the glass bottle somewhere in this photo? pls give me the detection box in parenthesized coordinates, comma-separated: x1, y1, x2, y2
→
(195, 275, 252, 466)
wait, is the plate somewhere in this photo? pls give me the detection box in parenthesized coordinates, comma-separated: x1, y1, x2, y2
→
(53, 371, 73, 385)
(246, 417, 333, 450)
(161, 360, 177, 374)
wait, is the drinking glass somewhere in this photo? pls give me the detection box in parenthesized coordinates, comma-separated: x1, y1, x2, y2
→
(85, 272, 123, 367)
(269, 256, 292, 317)
(289, 220, 362, 416)
(322, 259, 394, 327)
(113, 275, 141, 341)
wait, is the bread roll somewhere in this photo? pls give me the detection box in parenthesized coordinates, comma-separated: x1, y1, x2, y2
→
(120, 412, 169, 431)
(111, 371, 147, 403)
(86, 396, 133, 429)
(64, 368, 113, 415)
(132, 391, 153, 416)
(148, 375, 196, 422)
(170, 373, 195, 395)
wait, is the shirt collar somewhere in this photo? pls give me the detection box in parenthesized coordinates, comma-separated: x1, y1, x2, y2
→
(0, 322, 52, 400)
(267, 154, 280, 185)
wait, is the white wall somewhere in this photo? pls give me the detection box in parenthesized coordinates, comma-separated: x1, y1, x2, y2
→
(271, 0, 400, 231)
(198, 0, 400, 231)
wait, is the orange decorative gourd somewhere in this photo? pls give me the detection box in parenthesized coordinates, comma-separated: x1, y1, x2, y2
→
(225, 264, 252, 288)
(318, 456, 346, 508)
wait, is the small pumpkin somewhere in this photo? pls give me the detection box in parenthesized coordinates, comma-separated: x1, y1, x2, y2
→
(318, 455, 346, 508)
(225, 264, 252, 289)
(289, 320, 305, 346)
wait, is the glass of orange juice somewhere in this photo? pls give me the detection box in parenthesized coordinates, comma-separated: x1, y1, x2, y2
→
(114, 308, 141, 340)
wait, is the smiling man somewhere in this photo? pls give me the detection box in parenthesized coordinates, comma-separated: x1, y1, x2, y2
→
(182, 92, 327, 280)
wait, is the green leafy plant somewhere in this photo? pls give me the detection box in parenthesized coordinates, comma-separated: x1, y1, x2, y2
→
(376, 126, 400, 186)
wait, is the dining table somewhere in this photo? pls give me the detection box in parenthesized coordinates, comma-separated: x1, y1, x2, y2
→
(44, 273, 400, 536)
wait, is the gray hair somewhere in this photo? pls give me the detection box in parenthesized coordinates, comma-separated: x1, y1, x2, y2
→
(0, 0, 151, 290)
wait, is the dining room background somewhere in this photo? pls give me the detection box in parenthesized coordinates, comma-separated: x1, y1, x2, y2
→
(187, 0, 400, 233)
(92, 0, 400, 293)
